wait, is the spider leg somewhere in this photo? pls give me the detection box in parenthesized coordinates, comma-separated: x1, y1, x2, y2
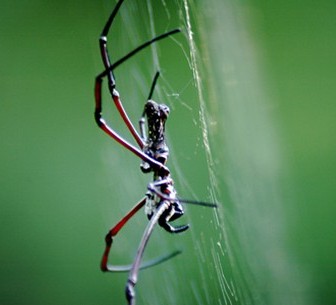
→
(106, 250, 181, 272)
(125, 201, 171, 305)
(95, 0, 179, 174)
(101, 197, 180, 273)
(96, 0, 180, 149)
(98, 0, 144, 148)
(158, 220, 189, 234)
(159, 199, 189, 233)
(101, 196, 147, 272)
(99, 0, 124, 84)
(95, 77, 169, 175)
(147, 71, 160, 101)
(147, 182, 218, 208)
(99, 29, 181, 79)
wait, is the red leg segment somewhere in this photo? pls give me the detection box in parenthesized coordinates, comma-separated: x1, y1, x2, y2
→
(99, 35, 144, 149)
(101, 197, 147, 272)
(94, 77, 169, 175)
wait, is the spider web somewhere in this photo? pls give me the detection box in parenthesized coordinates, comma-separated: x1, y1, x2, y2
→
(171, 1, 310, 305)
(144, 1, 310, 305)
(97, 0, 310, 304)
(144, 0, 240, 304)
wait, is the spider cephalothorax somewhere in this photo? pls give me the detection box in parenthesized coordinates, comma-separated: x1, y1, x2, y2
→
(144, 100, 169, 144)
(140, 100, 170, 173)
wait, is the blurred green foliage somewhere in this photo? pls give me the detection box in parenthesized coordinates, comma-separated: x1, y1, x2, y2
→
(1, 0, 335, 305)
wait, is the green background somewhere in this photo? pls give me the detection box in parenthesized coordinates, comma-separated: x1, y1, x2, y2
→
(1, 0, 335, 304)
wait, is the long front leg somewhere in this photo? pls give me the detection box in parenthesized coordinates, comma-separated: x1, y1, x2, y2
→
(98, 0, 144, 148)
(94, 77, 169, 176)
(125, 202, 169, 305)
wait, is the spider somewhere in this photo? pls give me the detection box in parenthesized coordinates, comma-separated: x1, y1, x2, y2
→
(94, 0, 216, 304)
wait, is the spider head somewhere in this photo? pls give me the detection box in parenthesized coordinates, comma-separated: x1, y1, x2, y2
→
(145, 100, 170, 120)
(144, 100, 169, 142)
(140, 100, 170, 174)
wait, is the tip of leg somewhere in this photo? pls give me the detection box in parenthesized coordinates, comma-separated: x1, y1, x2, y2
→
(176, 224, 190, 233)
(125, 280, 135, 305)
